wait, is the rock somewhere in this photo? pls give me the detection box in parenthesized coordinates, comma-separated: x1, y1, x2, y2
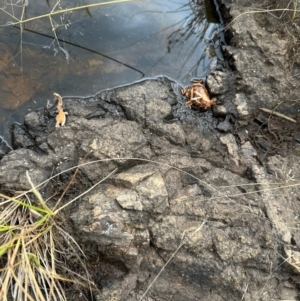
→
(213, 228, 260, 262)
(0, 138, 11, 159)
(70, 185, 144, 268)
(233, 92, 249, 117)
(115, 80, 172, 126)
(2, 2, 300, 301)
(149, 123, 186, 146)
(212, 105, 227, 117)
(207, 71, 236, 94)
(95, 273, 137, 301)
(1, 78, 299, 301)
(240, 141, 257, 158)
(220, 133, 239, 165)
(112, 164, 169, 213)
(222, 0, 299, 110)
(266, 154, 289, 180)
(0, 148, 54, 190)
(217, 115, 232, 132)
(11, 123, 35, 149)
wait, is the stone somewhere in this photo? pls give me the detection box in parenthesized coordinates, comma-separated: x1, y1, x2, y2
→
(1, 75, 299, 301)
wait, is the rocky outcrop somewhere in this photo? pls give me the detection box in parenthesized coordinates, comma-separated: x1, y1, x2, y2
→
(1, 73, 300, 300)
(219, 0, 300, 112)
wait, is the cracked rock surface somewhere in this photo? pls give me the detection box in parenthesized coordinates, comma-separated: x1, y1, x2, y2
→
(1, 76, 299, 301)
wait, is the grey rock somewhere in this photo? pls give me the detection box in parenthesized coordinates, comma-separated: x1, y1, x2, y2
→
(112, 164, 169, 214)
(207, 71, 236, 94)
(240, 141, 257, 158)
(213, 228, 260, 262)
(212, 105, 227, 117)
(149, 123, 186, 146)
(95, 273, 137, 301)
(222, 0, 298, 110)
(217, 116, 232, 132)
(233, 92, 249, 117)
(115, 80, 172, 126)
(0, 148, 54, 190)
(220, 133, 239, 165)
(24, 111, 42, 128)
(0, 139, 11, 159)
(1, 76, 299, 301)
(12, 123, 35, 149)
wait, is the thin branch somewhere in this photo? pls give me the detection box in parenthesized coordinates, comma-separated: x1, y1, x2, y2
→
(1, 0, 139, 26)
(259, 107, 297, 123)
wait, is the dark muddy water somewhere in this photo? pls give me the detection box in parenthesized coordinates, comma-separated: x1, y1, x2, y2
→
(0, 0, 223, 145)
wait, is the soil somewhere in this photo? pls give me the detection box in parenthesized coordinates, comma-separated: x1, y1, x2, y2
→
(1, 0, 300, 301)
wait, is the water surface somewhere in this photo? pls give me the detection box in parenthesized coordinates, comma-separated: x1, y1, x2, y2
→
(0, 0, 223, 144)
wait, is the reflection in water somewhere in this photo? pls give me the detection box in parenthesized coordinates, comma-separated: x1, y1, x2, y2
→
(0, 0, 223, 144)
(164, 0, 223, 83)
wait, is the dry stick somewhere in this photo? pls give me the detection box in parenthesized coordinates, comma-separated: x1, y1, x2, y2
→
(259, 107, 297, 123)
(13, 157, 300, 219)
(13, 158, 300, 214)
(0, 0, 18, 22)
(48, 0, 63, 52)
(293, 0, 298, 19)
(19, 2, 25, 73)
(55, 225, 99, 295)
(139, 220, 206, 301)
(7, 243, 34, 301)
(56, 224, 85, 257)
(51, 0, 61, 14)
(1, 0, 139, 26)
(3, 160, 194, 213)
(225, 8, 298, 30)
(23, 263, 29, 301)
(241, 283, 249, 301)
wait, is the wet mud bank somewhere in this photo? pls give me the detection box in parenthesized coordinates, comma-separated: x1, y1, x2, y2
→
(1, 1, 300, 301)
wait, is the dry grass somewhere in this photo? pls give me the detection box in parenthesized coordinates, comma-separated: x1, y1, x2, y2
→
(0, 171, 96, 301)
(0, 156, 118, 301)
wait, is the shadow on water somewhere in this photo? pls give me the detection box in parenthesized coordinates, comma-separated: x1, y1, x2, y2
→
(0, 0, 224, 145)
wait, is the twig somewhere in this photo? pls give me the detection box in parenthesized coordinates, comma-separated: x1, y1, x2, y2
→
(259, 107, 296, 123)
(1, 0, 138, 26)
(225, 8, 297, 30)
